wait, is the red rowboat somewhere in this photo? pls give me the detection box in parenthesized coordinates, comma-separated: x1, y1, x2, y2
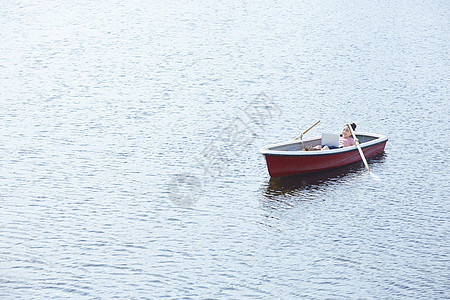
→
(260, 133, 388, 177)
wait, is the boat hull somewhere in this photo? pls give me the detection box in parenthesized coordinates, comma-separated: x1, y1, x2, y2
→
(260, 134, 387, 177)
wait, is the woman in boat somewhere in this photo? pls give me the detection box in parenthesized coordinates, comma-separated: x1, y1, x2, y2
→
(313, 123, 356, 150)
(339, 123, 356, 147)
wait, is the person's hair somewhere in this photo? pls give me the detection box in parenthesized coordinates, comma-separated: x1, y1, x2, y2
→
(347, 123, 356, 131)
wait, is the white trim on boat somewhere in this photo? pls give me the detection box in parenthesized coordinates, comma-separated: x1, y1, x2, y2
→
(259, 132, 388, 156)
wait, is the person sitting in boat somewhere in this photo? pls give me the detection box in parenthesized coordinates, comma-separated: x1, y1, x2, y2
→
(312, 123, 356, 150)
(339, 123, 356, 147)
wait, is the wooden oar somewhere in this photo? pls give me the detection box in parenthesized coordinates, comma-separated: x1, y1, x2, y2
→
(348, 123, 370, 172)
(294, 120, 320, 140)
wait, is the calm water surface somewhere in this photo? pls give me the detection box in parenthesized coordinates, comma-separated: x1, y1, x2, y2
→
(1, 0, 449, 298)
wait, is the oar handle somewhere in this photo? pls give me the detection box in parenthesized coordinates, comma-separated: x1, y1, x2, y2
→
(303, 120, 321, 135)
(294, 120, 320, 140)
(348, 123, 370, 172)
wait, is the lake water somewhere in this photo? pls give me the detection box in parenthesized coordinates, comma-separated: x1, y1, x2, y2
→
(1, 0, 449, 298)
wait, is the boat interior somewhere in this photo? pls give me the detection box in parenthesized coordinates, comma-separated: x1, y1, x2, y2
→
(269, 134, 379, 151)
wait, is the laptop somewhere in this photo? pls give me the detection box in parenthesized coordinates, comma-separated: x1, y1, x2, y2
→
(321, 133, 340, 148)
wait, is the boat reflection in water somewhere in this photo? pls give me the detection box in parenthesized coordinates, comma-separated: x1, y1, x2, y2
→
(260, 152, 386, 212)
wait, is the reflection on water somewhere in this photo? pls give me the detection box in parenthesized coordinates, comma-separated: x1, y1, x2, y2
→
(261, 152, 386, 211)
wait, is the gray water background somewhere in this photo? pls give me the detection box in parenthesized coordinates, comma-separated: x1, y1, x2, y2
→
(1, 0, 449, 298)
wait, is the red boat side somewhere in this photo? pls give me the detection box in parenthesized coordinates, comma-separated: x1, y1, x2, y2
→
(260, 133, 388, 177)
